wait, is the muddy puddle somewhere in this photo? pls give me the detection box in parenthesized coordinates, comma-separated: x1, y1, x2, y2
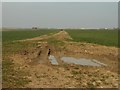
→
(61, 57, 107, 67)
(48, 55, 107, 66)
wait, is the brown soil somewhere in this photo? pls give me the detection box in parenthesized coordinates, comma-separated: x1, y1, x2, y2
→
(11, 31, 118, 88)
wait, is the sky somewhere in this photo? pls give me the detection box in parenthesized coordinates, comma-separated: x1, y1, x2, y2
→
(0, 2, 1, 29)
(2, 2, 118, 29)
(1, 0, 120, 2)
(118, 2, 120, 28)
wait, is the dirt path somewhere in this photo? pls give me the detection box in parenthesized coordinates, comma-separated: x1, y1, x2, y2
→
(16, 30, 72, 42)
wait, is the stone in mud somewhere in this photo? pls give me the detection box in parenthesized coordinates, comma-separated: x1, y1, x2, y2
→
(23, 50, 28, 55)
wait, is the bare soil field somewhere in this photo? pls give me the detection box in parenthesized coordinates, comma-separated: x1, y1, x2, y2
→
(5, 30, 118, 88)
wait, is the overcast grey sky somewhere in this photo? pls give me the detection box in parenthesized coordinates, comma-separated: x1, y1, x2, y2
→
(2, 2, 118, 28)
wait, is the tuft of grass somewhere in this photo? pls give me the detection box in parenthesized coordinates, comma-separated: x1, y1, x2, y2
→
(87, 82, 95, 88)
(45, 38, 65, 46)
(73, 66, 79, 70)
(71, 70, 79, 75)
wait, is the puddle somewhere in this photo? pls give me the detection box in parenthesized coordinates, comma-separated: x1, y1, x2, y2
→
(61, 57, 107, 67)
(48, 55, 59, 65)
(48, 55, 107, 66)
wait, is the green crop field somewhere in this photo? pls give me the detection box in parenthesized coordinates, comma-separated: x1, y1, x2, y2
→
(65, 29, 118, 47)
(2, 29, 59, 42)
(2, 29, 118, 47)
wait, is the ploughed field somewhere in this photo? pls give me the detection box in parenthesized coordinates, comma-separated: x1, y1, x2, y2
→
(2, 29, 119, 88)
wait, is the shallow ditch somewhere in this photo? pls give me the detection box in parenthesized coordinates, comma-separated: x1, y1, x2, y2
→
(48, 55, 107, 67)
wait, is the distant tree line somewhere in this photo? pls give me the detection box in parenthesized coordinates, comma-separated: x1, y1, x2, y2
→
(32, 27, 38, 29)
